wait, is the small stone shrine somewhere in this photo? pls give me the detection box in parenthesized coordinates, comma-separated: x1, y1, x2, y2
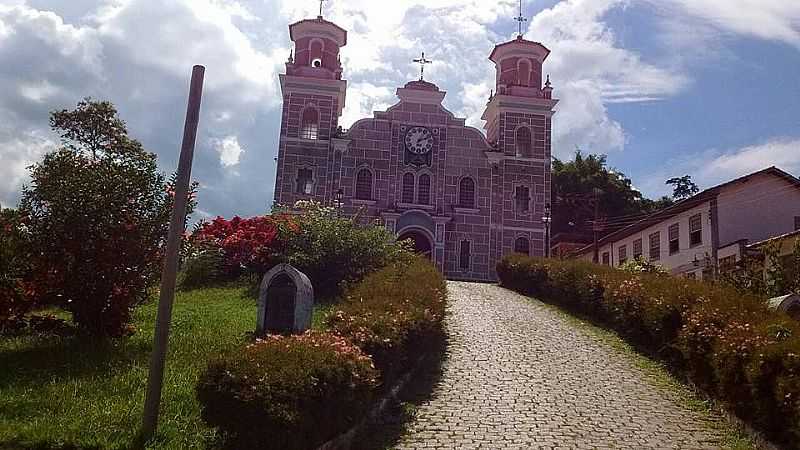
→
(257, 263, 314, 335)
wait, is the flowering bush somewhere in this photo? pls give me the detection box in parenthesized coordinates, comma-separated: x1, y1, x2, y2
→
(497, 255, 800, 447)
(0, 208, 34, 333)
(327, 256, 447, 380)
(196, 331, 379, 450)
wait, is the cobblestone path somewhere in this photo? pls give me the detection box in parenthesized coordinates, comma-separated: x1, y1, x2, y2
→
(396, 281, 726, 449)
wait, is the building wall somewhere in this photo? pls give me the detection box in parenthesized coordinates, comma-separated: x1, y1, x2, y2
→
(588, 201, 714, 278)
(717, 172, 800, 246)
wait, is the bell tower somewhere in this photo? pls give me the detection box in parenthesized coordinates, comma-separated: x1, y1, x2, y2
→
(482, 13, 558, 269)
(273, 13, 348, 207)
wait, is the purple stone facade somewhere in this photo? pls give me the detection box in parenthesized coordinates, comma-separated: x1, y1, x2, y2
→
(274, 18, 558, 282)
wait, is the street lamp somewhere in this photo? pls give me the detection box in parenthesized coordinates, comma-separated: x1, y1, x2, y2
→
(542, 202, 552, 258)
(333, 188, 344, 216)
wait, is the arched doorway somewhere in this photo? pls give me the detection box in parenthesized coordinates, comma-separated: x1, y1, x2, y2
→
(398, 229, 433, 260)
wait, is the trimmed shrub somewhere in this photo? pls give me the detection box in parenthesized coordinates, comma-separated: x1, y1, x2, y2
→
(327, 256, 447, 380)
(196, 331, 379, 450)
(497, 255, 800, 447)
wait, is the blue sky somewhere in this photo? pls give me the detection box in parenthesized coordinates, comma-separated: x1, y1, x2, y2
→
(0, 0, 798, 219)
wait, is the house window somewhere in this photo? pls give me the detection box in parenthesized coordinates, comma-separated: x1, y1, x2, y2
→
(401, 172, 415, 204)
(618, 245, 627, 266)
(295, 168, 314, 195)
(602, 252, 610, 266)
(633, 238, 643, 260)
(685, 272, 697, 280)
(515, 126, 532, 158)
(514, 236, 530, 255)
(417, 174, 431, 205)
(515, 186, 531, 213)
(459, 240, 471, 270)
(300, 108, 319, 140)
(795, 216, 800, 231)
(458, 177, 475, 208)
(355, 168, 372, 200)
(649, 232, 661, 261)
(668, 223, 680, 255)
(689, 214, 702, 247)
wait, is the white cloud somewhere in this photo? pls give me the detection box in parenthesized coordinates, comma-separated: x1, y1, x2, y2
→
(0, 129, 55, 207)
(699, 138, 800, 183)
(212, 135, 244, 167)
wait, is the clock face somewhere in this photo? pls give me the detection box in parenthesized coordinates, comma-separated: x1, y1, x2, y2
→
(404, 126, 434, 155)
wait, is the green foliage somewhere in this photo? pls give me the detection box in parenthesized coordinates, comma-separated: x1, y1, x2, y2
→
(19, 99, 196, 337)
(0, 208, 33, 333)
(666, 175, 700, 200)
(722, 239, 800, 297)
(618, 257, 669, 275)
(196, 331, 379, 450)
(327, 256, 447, 379)
(497, 255, 800, 447)
(280, 201, 409, 301)
(551, 151, 674, 236)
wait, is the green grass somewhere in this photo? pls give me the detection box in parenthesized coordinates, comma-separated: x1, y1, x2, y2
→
(0, 284, 265, 450)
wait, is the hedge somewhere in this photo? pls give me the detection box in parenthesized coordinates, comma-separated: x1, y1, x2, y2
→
(197, 256, 446, 449)
(497, 254, 800, 448)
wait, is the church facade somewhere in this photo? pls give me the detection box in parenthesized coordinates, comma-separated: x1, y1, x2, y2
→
(273, 14, 557, 282)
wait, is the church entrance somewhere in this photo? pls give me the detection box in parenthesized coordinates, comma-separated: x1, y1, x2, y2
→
(398, 230, 433, 260)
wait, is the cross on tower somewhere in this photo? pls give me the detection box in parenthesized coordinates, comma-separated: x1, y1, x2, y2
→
(515, 0, 528, 37)
(318, 0, 328, 18)
(413, 52, 432, 81)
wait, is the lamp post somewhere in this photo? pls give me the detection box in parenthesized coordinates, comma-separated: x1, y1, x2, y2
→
(333, 188, 344, 216)
(543, 202, 552, 258)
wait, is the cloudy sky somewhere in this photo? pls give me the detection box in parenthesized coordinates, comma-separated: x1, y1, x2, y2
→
(1, 0, 799, 219)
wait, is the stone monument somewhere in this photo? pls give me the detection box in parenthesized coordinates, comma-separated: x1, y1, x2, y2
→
(257, 264, 314, 335)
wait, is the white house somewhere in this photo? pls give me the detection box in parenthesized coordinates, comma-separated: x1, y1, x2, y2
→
(574, 167, 800, 279)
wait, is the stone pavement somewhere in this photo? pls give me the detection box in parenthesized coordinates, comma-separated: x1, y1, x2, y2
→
(395, 281, 726, 449)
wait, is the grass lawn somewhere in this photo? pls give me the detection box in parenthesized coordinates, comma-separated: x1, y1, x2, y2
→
(0, 283, 332, 450)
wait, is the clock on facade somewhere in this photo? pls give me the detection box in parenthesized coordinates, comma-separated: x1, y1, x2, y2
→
(404, 126, 433, 154)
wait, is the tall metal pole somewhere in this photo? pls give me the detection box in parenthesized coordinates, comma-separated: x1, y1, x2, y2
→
(592, 188, 601, 263)
(140, 65, 205, 443)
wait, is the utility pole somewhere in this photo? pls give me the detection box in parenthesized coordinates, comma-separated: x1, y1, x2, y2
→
(592, 187, 603, 263)
(139, 65, 205, 444)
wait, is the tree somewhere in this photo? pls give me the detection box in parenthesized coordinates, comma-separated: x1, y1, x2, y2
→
(552, 151, 671, 237)
(20, 98, 195, 336)
(666, 175, 699, 200)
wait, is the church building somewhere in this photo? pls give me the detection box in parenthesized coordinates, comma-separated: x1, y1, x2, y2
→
(273, 12, 557, 282)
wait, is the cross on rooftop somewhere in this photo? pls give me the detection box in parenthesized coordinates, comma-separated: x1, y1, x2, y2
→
(515, 0, 528, 37)
(318, 0, 328, 18)
(413, 52, 432, 81)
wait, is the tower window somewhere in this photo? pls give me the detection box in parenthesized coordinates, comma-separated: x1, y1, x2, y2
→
(401, 172, 415, 204)
(459, 240, 471, 270)
(309, 40, 324, 67)
(514, 236, 530, 255)
(458, 177, 475, 208)
(515, 126, 532, 158)
(515, 186, 531, 213)
(518, 59, 531, 87)
(300, 108, 319, 140)
(417, 174, 431, 205)
(355, 168, 373, 200)
(295, 168, 314, 195)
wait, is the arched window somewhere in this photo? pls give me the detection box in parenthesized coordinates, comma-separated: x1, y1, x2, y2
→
(459, 240, 471, 270)
(295, 168, 314, 195)
(310, 39, 324, 67)
(417, 174, 431, 205)
(515, 185, 531, 213)
(515, 126, 532, 158)
(514, 236, 530, 255)
(458, 177, 475, 208)
(355, 168, 373, 200)
(401, 172, 415, 204)
(518, 59, 531, 86)
(300, 108, 319, 140)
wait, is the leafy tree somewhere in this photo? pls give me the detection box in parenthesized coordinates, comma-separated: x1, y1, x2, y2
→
(552, 151, 672, 236)
(20, 98, 195, 336)
(0, 207, 33, 332)
(666, 175, 699, 200)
